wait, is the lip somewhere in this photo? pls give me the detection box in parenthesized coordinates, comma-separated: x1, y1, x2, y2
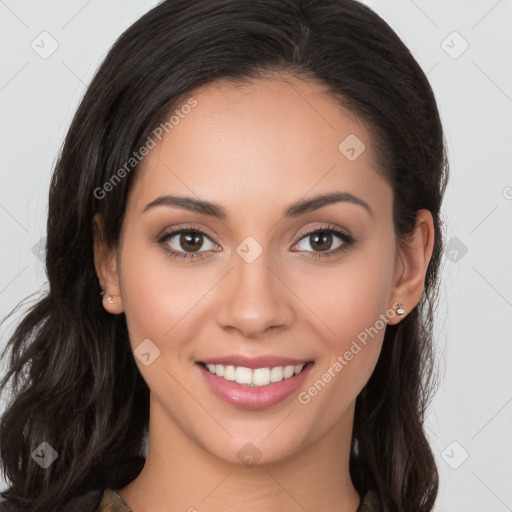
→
(198, 354, 311, 369)
(196, 360, 315, 410)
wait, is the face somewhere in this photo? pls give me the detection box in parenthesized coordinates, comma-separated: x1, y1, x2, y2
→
(97, 74, 407, 467)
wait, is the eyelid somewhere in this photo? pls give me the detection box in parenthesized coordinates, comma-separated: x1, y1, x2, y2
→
(297, 223, 352, 240)
(157, 224, 220, 250)
(158, 224, 217, 243)
(291, 223, 354, 256)
(157, 222, 354, 260)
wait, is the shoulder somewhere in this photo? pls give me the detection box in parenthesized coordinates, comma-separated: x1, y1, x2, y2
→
(53, 488, 130, 511)
(93, 488, 132, 512)
(66, 488, 105, 511)
(0, 488, 106, 512)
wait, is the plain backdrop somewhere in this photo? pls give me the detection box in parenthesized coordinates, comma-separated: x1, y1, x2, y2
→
(1, 1, 511, 510)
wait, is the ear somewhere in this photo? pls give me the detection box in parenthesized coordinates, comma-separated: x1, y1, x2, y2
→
(92, 213, 125, 314)
(387, 209, 435, 325)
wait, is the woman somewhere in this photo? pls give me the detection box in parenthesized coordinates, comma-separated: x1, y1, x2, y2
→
(0, 0, 448, 511)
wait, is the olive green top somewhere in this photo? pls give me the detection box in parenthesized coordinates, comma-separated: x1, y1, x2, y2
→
(93, 487, 382, 511)
(0, 486, 382, 511)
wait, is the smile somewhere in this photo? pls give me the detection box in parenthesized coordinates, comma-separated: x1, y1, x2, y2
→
(196, 357, 315, 410)
(202, 363, 306, 387)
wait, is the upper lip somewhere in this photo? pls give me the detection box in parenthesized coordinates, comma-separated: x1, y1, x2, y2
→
(198, 354, 312, 369)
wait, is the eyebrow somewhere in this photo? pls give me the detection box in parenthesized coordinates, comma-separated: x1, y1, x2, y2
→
(142, 191, 373, 219)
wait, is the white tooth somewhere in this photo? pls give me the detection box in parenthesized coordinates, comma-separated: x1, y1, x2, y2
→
(204, 363, 305, 386)
(224, 365, 236, 380)
(270, 366, 283, 383)
(235, 366, 253, 385)
(283, 365, 295, 379)
(252, 368, 271, 386)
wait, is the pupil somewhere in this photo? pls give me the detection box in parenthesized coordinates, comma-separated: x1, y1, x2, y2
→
(181, 232, 202, 252)
(177, 231, 333, 253)
(311, 232, 331, 252)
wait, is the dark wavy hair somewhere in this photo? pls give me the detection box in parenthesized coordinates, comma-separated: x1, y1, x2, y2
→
(0, 0, 449, 510)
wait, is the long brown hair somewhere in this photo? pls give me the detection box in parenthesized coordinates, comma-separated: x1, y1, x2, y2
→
(0, 1, 448, 510)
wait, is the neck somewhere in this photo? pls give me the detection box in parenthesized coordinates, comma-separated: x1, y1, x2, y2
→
(117, 398, 361, 512)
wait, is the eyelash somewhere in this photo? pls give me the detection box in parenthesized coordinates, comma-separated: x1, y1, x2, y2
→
(157, 223, 355, 261)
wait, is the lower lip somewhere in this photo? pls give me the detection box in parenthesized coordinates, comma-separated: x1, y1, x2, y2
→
(197, 363, 314, 410)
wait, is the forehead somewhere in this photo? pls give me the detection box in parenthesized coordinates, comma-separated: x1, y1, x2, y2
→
(127, 75, 391, 221)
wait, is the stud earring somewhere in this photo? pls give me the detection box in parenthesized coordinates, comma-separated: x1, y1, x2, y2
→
(100, 290, 114, 304)
(396, 303, 405, 316)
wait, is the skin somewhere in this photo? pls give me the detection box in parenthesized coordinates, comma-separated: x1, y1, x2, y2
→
(93, 73, 434, 512)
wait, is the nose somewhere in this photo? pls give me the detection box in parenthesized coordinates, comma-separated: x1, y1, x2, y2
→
(215, 248, 294, 339)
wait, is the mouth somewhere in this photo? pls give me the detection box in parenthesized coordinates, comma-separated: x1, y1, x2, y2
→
(195, 357, 315, 410)
(198, 361, 312, 387)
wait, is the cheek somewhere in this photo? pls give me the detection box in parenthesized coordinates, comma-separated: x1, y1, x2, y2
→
(298, 337, 383, 437)
(291, 236, 396, 347)
(298, 293, 388, 429)
(117, 234, 204, 354)
(117, 236, 211, 406)
(292, 238, 394, 411)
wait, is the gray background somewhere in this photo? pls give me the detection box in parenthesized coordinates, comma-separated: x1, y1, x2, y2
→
(1, 1, 511, 510)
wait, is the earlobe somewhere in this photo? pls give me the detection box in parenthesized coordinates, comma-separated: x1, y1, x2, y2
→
(388, 209, 435, 324)
(93, 213, 125, 314)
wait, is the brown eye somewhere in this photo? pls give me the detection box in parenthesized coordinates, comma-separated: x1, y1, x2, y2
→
(308, 231, 334, 252)
(178, 231, 203, 252)
(294, 227, 352, 254)
(158, 228, 219, 260)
